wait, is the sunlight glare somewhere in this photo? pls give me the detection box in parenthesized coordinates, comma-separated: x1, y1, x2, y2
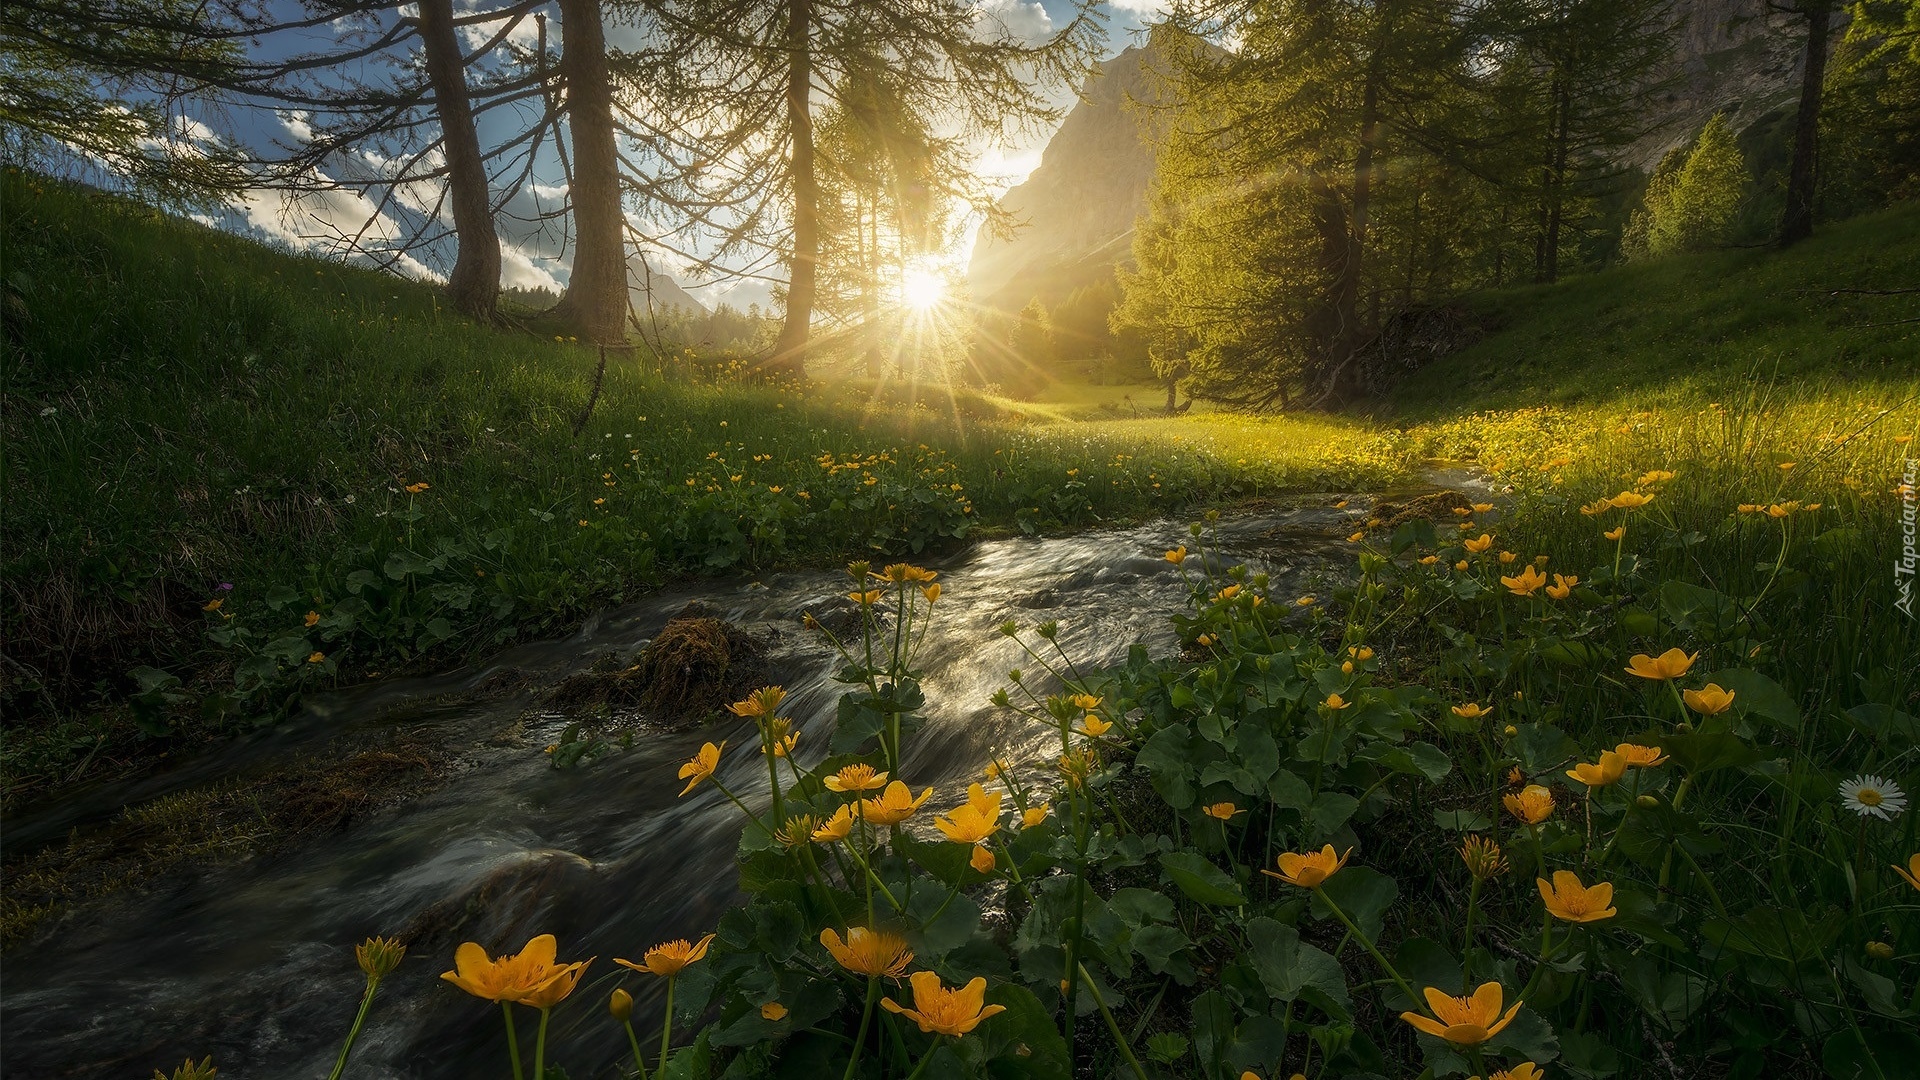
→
(901, 267, 945, 312)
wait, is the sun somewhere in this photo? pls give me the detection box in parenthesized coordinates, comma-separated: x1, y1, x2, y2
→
(901, 267, 945, 311)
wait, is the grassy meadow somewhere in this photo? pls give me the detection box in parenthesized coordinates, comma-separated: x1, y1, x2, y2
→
(4, 169, 1920, 1080)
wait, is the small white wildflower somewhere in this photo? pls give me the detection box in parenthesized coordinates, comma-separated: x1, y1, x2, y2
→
(39, 406, 56, 417)
(1840, 775, 1907, 821)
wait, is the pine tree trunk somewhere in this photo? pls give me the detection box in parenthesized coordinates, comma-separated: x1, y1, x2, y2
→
(1779, 2, 1830, 247)
(417, 0, 499, 323)
(769, 0, 815, 381)
(549, 0, 628, 343)
(1538, 66, 1572, 283)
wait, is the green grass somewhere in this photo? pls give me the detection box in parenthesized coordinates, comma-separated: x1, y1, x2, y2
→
(0, 173, 1414, 801)
(1382, 201, 1920, 420)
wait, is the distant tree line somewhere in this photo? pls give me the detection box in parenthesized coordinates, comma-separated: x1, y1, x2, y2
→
(1106, 1, 1920, 408)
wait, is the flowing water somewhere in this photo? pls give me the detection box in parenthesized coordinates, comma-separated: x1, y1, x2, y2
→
(1, 502, 1393, 1079)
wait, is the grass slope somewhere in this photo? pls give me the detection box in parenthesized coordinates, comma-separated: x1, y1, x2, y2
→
(1384, 201, 1920, 419)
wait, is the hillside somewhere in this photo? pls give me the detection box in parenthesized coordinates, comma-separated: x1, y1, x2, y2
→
(1380, 200, 1920, 419)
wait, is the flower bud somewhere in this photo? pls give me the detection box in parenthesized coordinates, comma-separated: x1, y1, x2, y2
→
(1636, 794, 1660, 809)
(610, 988, 634, 1022)
(355, 936, 406, 980)
(1037, 620, 1058, 639)
(1503, 725, 1518, 737)
(1675, 721, 1693, 734)
(1867, 941, 1894, 961)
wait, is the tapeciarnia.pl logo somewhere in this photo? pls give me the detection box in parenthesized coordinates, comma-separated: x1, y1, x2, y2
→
(1898, 458, 1916, 618)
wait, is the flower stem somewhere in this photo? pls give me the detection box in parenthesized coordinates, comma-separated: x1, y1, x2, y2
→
(1316, 888, 1418, 1006)
(1078, 962, 1150, 1080)
(623, 1020, 650, 1080)
(842, 977, 878, 1080)
(500, 1002, 525, 1080)
(901, 1035, 942, 1080)
(533, 1007, 550, 1080)
(658, 975, 676, 1075)
(324, 976, 380, 1080)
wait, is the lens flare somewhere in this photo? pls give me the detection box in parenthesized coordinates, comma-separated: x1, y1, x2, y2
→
(902, 268, 944, 311)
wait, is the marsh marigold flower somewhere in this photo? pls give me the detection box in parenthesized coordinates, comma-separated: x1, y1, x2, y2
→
(1263, 845, 1351, 888)
(1204, 802, 1243, 820)
(1069, 693, 1102, 712)
(1165, 546, 1188, 564)
(727, 685, 787, 718)
(825, 763, 890, 793)
(1614, 743, 1668, 767)
(1022, 803, 1051, 828)
(860, 780, 934, 826)
(1683, 683, 1736, 715)
(776, 814, 817, 848)
(1609, 490, 1652, 510)
(1399, 982, 1523, 1046)
(1625, 648, 1696, 681)
(618, 933, 715, 978)
(1324, 692, 1352, 710)
(1464, 534, 1495, 554)
(677, 741, 724, 796)
(881, 971, 1006, 1036)
(969, 845, 997, 873)
(1538, 870, 1616, 923)
(1579, 498, 1612, 516)
(1604, 526, 1626, 541)
(1486, 1064, 1544, 1080)
(812, 804, 858, 843)
(1452, 703, 1492, 720)
(1460, 835, 1507, 880)
(405, 482, 430, 495)
(304, 611, 320, 627)
(935, 795, 1001, 845)
(609, 988, 633, 1022)
(1504, 784, 1554, 824)
(1892, 854, 1920, 892)
(356, 936, 407, 980)
(821, 927, 912, 979)
(849, 588, 883, 606)
(1059, 747, 1098, 788)
(1567, 751, 1628, 788)
(922, 583, 941, 604)
(442, 935, 591, 1005)
(1546, 574, 1578, 600)
(1080, 715, 1114, 737)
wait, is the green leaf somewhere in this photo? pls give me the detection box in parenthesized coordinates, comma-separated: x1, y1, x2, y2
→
(1661, 728, 1763, 775)
(1159, 851, 1246, 906)
(1310, 866, 1397, 942)
(1246, 916, 1353, 1020)
(980, 984, 1070, 1080)
(1432, 809, 1492, 832)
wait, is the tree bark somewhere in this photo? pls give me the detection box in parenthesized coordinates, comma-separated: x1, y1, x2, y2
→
(549, 0, 628, 343)
(1779, 2, 1830, 247)
(1537, 64, 1572, 283)
(417, 0, 499, 322)
(769, 0, 815, 380)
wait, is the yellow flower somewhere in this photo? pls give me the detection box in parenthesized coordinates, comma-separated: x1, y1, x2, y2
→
(1683, 683, 1736, 714)
(441, 935, 592, 1005)
(812, 804, 859, 842)
(764, 726, 798, 758)
(1262, 845, 1351, 888)
(1348, 531, 1366, 543)
(969, 845, 998, 873)
(677, 741, 724, 796)
(1452, 702, 1492, 720)
(405, 482, 430, 494)
(1566, 751, 1628, 788)
(1455, 559, 1470, 571)
(617, 933, 714, 979)
(1460, 835, 1507, 880)
(307, 651, 326, 664)
(1080, 715, 1114, 737)
(859, 780, 934, 826)
(873, 563, 938, 584)
(820, 927, 913, 978)
(356, 936, 407, 979)
(776, 814, 818, 848)
(1297, 594, 1317, 606)
(1538, 870, 1617, 923)
(1614, 743, 1668, 767)
(1609, 490, 1652, 510)
(727, 685, 787, 718)
(922, 583, 942, 604)
(1626, 648, 1696, 681)
(881, 971, 1006, 1036)
(1893, 854, 1920, 892)
(1501, 564, 1548, 596)
(1203, 802, 1242, 820)
(1545, 573, 1578, 600)
(1070, 693, 1102, 711)
(1334, 499, 1350, 508)
(610, 988, 633, 1021)
(1058, 747, 1098, 788)
(1487, 1063, 1544, 1080)
(935, 797, 1001, 845)
(304, 611, 320, 628)
(1499, 551, 1517, 564)
(1324, 692, 1351, 710)
(1420, 555, 1440, 565)
(1165, 546, 1188, 564)
(1022, 803, 1051, 828)
(1638, 470, 1675, 486)
(1399, 982, 1523, 1046)
(1215, 584, 1243, 601)
(1464, 534, 1494, 554)
(849, 589, 883, 606)
(825, 763, 890, 792)
(761, 1001, 789, 1021)
(1349, 646, 1374, 661)
(1503, 784, 1555, 824)
(153, 1058, 218, 1080)
(1579, 498, 1612, 516)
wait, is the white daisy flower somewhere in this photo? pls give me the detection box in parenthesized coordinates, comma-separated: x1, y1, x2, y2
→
(1839, 775, 1907, 821)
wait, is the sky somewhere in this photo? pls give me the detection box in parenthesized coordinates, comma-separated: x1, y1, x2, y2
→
(176, 0, 1171, 314)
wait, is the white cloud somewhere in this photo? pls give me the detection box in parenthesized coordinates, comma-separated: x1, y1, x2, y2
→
(235, 178, 439, 282)
(975, 0, 1053, 44)
(499, 240, 563, 292)
(1106, 0, 1170, 13)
